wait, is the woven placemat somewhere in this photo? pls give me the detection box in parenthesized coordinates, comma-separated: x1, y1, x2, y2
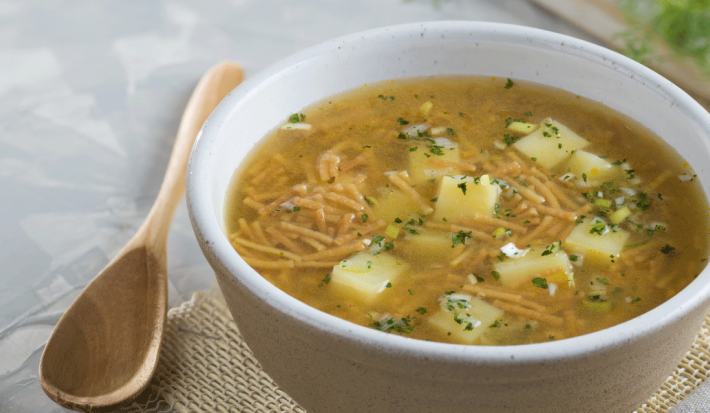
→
(120, 288, 710, 413)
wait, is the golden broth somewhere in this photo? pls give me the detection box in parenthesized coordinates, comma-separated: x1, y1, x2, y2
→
(225, 76, 709, 345)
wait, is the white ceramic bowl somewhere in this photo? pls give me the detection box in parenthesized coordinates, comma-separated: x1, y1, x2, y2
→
(187, 22, 710, 413)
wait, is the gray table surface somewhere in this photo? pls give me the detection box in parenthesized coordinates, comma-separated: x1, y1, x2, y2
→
(0, 0, 695, 412)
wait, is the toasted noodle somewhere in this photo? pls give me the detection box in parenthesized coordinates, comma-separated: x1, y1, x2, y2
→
(465, 214, 528, 235)
(314, 209, 328, 233)
(344, 183, 367, 206)
(341, 150, 372, 172)
(246, 188, 288, 202)
(302, 240, 366, 261)
(427, 158, 478, 173)
(504, 177, 546, 204)
(259, 189, 297, 216)
(293, 197, 347, 215)
(526, 175, 560, 208)
(301, 236, 327, 251)
(250, 221, 271, 246)
(387, 172, 434, 214)
(519, 215, 555, 244)
(324, 192, 365, 211)
(242, 256, 295, 269)
(242, 197, 266, 211)
(231, 236, 303, 261)
(336, 213, 355, 239)
(463, 284, 524, 303)
(544, 179, 580, 210)
(238, 218, 256, 241)
(265, 226, 307, 254)
(334, 219, 386, 246)
(534, 204, 578, 221)
(491, 299, 564, 327)
(449, 246, 472, 266)
(647, 169, 673, 191)
(496, 160, 522, 176)
(280, 221, 334, 245)
(294, 261, 342, 268)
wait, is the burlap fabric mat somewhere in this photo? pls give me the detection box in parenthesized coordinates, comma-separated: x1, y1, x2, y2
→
(119, 288, 710, 413)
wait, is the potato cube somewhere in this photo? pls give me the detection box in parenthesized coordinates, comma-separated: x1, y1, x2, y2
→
(493, 250, 573, 288)
(507, 120, 538, 134)
(562, 150, 623, 186)
(433, 174, 499, 222)
(563, 218, 630, 265)
(408, 137, 461, 184)
(372, 188, 420, 225)
(428, 295, 504, 344)
(330, 251, 408, 303)
(402, 230, 454, 262)
(513, 118, 590, 169)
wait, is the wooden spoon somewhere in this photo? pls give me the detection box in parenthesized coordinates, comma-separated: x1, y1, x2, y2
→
(38, 61, 244, 412)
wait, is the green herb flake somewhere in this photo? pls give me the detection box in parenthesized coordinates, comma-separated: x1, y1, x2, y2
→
(660, 244, 676, 254)
(532, 277, 549, 289)
(504, 78, 514, 89)
(289, 113, 305, 123)
(451, 230, 472, 248)
(318, 273, 332, 287)
(457, 182, 467, 195)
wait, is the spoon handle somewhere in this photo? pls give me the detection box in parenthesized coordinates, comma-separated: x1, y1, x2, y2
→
(142, 62, 244, 245)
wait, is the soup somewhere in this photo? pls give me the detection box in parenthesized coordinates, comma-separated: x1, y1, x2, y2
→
(224, 76, 709, 345)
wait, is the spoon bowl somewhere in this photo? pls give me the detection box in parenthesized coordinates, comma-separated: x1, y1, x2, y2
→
(39, 61, 244, 412)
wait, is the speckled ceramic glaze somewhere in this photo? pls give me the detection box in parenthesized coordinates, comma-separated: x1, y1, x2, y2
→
(187, 22, 710, 413)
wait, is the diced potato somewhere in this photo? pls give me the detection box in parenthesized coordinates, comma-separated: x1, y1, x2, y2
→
(419, 101, 433, 115)
(494, 251, 573, 288)
(330, 251, 408, 303)
(372, 188, 419, 224)
(513, 118, 590, 169)
(609, 206, 631, 224)
(563, 218, 630, 265)
(428, 295, 504, 344)
(408, 138, 461, 184)
(507, 120, 538, 134)
(433, 174, 499, 222)
(562, 149, 623, 186)
(402, 230, 454, 261)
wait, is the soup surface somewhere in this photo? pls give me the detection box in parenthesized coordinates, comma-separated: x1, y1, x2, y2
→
(225, 76, 709, 345)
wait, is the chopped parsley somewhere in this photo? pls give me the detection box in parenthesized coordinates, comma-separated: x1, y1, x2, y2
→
(660, 244, 676, 254)
(504, 78, 515, 89)
(532, 277, 549, 289)
(289, 113, 305, 123)
(317, 273, 332, 287)
(397, 117, 409, 125)
(451, 230, 472, 247)
(457, 182, 467, 195)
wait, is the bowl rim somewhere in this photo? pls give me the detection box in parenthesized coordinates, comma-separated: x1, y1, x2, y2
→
(187, 20, 710, 366)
